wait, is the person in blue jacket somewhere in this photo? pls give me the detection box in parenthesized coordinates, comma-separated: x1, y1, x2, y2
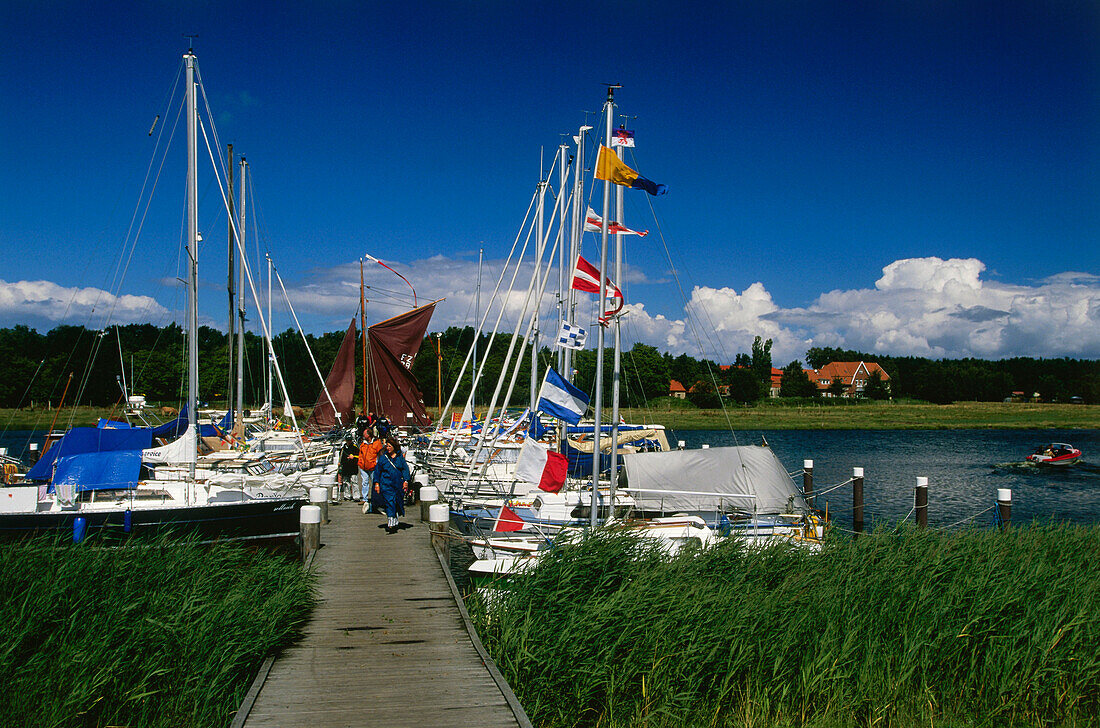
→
(371, 436, 411, 534)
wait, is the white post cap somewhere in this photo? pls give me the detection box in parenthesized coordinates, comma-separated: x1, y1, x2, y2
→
(300, 505, 322, 524)
(420, 485, 439, 502)
(308, 486, 329, 503)
(29, 443, 39, 451)
(414, 472, 429, 486)
(916, 476, 928, 488)
(677, 440, 686, 448)
(701, 444, 710, 449)
(319, 473, 336, 485)
(853, 467, 864, 477)
(997, 488, 1012, 502)
(428, 502, 449, 523)
(803, 459, 813, 469)
(0, 447, 6, 456)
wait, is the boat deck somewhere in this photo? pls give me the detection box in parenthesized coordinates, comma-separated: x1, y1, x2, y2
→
(237, 501, 528, 728)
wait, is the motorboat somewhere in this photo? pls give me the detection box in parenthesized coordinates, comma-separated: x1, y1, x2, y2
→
(1025, 443, 1081, 466)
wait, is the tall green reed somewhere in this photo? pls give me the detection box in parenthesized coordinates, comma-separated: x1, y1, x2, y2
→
(0, 534, 315, 727)
(469, 524, 1100, 727)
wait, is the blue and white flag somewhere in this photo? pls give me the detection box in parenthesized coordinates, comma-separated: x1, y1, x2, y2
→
(536, 368, 590, 425)
(556, 321, 588, 350)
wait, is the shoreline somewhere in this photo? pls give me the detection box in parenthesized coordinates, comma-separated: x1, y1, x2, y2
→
(3, 402, 1098, 433)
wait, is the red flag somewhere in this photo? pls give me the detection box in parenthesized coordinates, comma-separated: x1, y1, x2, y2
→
(584, 207, 648, 237)
(538, 450, 569, 493)
(493, 504, 526, 532)
(571, 256, 621, 297)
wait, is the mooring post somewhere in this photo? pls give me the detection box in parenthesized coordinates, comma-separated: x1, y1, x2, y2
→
(997, 488, 1012, 530)
(677, 440, 685, 450)
(429, 502, 450, 560)
(299, 505, 321, 563)
(28, 442, 40, 465)
(413, 470, 429, 503)
(802, 459, 814, 508)
(420, 485, 439, 523)
(309, 486, 329, 524)
(852, 467, 864, 536)
(915, 476, 928, 528)
(320, 473, 337, 504)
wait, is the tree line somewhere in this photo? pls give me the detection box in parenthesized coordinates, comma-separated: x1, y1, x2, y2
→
(2, 324, 1097, 412)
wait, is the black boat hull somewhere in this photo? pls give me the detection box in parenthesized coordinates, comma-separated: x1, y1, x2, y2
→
(0, 497, 306, 544)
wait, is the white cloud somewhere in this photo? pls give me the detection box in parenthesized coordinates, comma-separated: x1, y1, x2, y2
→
(0, 279, 169, 329)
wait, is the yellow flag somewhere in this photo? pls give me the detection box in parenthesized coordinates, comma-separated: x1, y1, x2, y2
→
(595, 145, 640, 187)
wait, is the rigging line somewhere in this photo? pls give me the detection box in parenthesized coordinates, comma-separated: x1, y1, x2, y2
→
(430, 187, 540, 450)
(271, 263, 340, 424)
(1, 358, 46, 443)
(640, 185, 741, 445)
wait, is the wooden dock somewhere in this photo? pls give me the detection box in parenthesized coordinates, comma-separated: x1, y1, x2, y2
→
(237, 501, 529, 728)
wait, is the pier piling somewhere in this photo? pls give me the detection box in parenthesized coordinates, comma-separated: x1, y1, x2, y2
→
(299, 505, 321, 562)
(309, 486, 329, 524)
(997, 488, 1012, 529)
(852, 467, 864, 536)
(429, 502, 450, 559)
(803, 459, 814, 508)
(915, 476, 928, 528)
(420, 485, 439, 523)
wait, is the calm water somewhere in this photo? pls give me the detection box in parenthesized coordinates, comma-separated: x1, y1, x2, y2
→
(678, 429, 1100, 529)
(5, 428, 1099, 528)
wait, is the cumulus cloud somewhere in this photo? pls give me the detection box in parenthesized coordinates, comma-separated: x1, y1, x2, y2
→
(0, 279, 170, 330)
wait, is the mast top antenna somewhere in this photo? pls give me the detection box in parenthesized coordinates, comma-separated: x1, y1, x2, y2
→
(605, 83, 623, 102)
(183, 33, 199, 52)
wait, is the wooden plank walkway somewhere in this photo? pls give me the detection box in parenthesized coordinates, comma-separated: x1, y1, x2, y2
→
(239, 501, 527, 728)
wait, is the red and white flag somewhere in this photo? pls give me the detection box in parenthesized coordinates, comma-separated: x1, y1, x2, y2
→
(584, 207, 648, 237)
(515, 439, 568, 494)
(571, 255, 622, 298)
(492, 504, 527, 533)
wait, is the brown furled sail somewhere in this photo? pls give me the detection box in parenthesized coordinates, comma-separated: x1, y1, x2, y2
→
(305, 318, 358, 431)
(367, 301, 438, 427)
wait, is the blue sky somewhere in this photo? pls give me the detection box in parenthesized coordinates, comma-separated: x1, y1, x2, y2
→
(1, 1, 1097, 364)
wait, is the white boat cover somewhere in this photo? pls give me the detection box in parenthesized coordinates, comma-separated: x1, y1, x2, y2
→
(142, 425, 197, 464)
(621, 445, 809, 515)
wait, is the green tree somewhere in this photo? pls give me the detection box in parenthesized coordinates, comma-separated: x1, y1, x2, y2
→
(687, 378, 721, 408)
(624, 343, 671, 404)
(863, 370, 889, 400)
(827, 376, 846, 398)
(779, 360, 817, 398)
(751, 336, 772, 384)
(725, 368, 763, 404)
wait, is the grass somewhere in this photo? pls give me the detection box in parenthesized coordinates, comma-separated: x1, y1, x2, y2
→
(0, 535, 316, 727)
(4, 401, 1098, 434)
(469, 524, 1100, 728)
(625, 399, 1100, 430)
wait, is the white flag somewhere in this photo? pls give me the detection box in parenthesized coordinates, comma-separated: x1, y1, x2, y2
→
(555, 321, 588, 350)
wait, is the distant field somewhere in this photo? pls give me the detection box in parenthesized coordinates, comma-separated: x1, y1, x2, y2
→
(4, 401, 1098, 433)
(621, 400, 1100, 430)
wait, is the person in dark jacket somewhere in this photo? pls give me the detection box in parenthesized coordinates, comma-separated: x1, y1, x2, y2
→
(371, 436, 411, 534)
(337, 435, 359, 500)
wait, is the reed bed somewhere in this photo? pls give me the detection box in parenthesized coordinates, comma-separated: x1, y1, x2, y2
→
(469, 524, 1100, 727)
(0, 536, 315, 727)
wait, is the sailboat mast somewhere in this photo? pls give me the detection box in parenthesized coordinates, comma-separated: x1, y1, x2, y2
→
(473, 247, 482, 410)
(226, 143, 235, 412)
(266, 254, 273, 425)
(564, 123, 588, 384)
(591, 85, 617, 527)
(530, 158, 546, 412)
(234, 158, 248, 434)
(556, 142, 568, 373)
(360, 258, 367, 414)
(184, 48, 199, 480)
(609, 132, 625, 499)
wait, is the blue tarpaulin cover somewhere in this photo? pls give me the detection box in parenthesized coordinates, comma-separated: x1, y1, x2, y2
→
(26, 427, 153, 492)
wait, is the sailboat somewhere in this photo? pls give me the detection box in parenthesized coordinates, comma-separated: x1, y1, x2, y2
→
(0, 48, 307, 543)
(444, 87, 824, 578)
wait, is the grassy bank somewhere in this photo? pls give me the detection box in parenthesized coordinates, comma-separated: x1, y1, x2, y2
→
(4, 401, 1098, 434)
(624, 399, 1100, 430)
(470, 525, 1100, 728)
(0, 536, 315, 727)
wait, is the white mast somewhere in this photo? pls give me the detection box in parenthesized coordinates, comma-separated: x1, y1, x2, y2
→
(609, 132, 625, 500)
(184, 48, 199, 481)
(591, 85, 617, 527)
(563, 124, 589, 384)
(556, 142, 568, 373)
(530, 156, 547, 411)
(234, 157, 248, 435)
(472, 246, 482, 412)
(266, 254, 273, 426)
